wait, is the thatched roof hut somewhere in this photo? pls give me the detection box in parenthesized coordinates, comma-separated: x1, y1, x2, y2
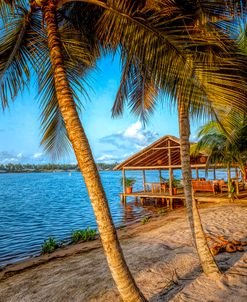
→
(114, 135, 207, 171)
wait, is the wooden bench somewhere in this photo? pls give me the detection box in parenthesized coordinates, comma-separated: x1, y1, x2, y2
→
(192, 180, 217, 194)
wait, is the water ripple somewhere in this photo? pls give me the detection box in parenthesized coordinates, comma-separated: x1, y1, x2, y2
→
(0, 169, 229, 267)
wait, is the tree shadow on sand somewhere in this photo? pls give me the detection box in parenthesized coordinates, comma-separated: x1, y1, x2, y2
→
(148, 244, 247, 302)
(148, 264, 202, 302)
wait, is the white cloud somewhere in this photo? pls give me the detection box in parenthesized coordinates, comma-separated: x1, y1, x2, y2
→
(124, 120, 141, 137)
(100, 120, 158, 149)
(97, 154, 115, 161)
(98, 121, 159, 163)
(96, 152, 133, 164)
(0, 151, 48, 164)
(33, 152, 43, 158)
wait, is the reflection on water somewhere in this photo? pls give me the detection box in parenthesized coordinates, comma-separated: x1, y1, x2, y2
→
(0, 168, 235, 267)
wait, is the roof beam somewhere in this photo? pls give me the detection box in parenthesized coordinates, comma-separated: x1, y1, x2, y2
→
(123, 163, 237, 170)
(152, 146, 180, 150)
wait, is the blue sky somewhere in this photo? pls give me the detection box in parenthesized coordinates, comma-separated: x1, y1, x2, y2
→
(0, 54, 203, 164)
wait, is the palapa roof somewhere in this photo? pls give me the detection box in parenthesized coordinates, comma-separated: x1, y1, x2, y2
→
(114, 135, 207, 170)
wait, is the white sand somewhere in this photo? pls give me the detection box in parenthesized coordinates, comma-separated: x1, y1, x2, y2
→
(0, 203, 246, 302)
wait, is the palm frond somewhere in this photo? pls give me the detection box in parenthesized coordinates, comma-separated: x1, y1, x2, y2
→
(37, 23, 97, 158)
(112, 55, 158, 124)
(192, 117, 247, 170)
(0, 6, 44, 109)
(82, 0, 247, 126)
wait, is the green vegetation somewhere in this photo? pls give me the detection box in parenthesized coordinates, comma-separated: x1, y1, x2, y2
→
(121, 177, 136, 187)
(141, 216, 150, 224)
(41, 228, 97, 254)
(0, 163, 117, 173)
(71, 228, 97, 243)
(2, 0, 247, 287)
(171, 178, 181, 188)
(191, 119, 247, 197)
(159, 176, 166, 183)
(164, 178, 181, 188)
(41, 237, 59, 254)
(158, 208, 167, 216)
(97, 163, 117, 171)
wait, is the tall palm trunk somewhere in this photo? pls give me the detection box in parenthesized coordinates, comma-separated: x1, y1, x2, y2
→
(238, 162, 246, 182)
(178, 104, 221, 278)
(42, 1, 146, 301)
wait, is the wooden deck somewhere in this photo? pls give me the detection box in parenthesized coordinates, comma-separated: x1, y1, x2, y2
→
(120, 189, 247, 209)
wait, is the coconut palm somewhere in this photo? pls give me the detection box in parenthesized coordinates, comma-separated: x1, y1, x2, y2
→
(95, 0, 247, 278)
(0, 1, 146, 301)
(1, 0, 246, 288)
(44, 0, 247, 279)
(192, 120, 247, 192)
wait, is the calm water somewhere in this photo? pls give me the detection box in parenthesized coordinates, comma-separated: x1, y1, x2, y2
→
(0, 170, 160, 267)
(0, 169, 233, 268)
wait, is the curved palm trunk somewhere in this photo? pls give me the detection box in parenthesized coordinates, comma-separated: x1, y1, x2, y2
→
(42, 1, 146, 301)
(238, 162, 246, 182)
(178, 104, 221, 278)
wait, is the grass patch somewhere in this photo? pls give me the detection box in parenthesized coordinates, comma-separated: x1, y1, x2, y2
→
(158, 208, 167, 216)
(141, 215, 150, 224)
(41, 237, 59, 254)
(71, 228, 97, 243)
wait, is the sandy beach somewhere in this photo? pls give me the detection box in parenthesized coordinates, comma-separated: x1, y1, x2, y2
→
(0, 202, 246, 302)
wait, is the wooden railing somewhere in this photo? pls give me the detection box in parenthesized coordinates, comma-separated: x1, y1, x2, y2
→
(144, 182, 167, 193)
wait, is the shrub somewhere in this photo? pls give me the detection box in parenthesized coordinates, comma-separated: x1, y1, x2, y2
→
(41, 237, 59, 254)
(158, 208, 167, 215)
(71, 227, 97, 243)
(141, 215, 150, 224)
(121, 177, 136, 187)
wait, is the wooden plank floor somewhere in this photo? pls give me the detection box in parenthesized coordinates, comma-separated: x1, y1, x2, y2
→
(120, 189, 247, 204)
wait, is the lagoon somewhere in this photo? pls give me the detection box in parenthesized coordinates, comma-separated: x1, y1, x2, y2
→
(0, 171, 156, 267)
(0, 168, 232, 268)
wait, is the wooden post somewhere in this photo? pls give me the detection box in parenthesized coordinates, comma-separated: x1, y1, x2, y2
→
(120, 194, 126, 204)
(166, 199, 170, 209)
(169, 198, 173, 210)
(142, 170, 146, 192)
(196, 167, 199, 179)
(213, 166, 216, 180)
(169, 168, 173, 195)
(140, 197, 146, 205)
(236, 167, 239, 195)
(168, 140, 173, 195)
(122, 169, 126, 194)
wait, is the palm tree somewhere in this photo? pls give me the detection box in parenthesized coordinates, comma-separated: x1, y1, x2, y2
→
(192, 120, 247, 193)
(45, 0, 247, 281)
(46, 0, 247, 282)
(95, 0, 247, 278)
(0, 1, 146, 301)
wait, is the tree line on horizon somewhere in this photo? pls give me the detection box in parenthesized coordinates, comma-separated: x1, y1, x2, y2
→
(0, 162, 117, 172)
(1, 1, 247, 301)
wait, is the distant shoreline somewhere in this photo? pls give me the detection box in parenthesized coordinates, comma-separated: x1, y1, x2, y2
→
(0, 170, 79, 174)
(0, 170, 113, 174)
(0, 163, 116, 174)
